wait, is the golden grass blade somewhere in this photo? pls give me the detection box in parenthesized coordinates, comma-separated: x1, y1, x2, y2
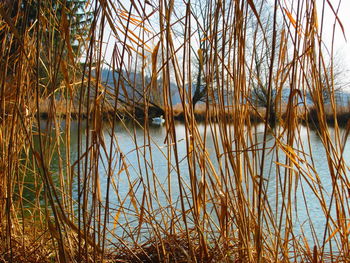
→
(2, 0, 350, 261)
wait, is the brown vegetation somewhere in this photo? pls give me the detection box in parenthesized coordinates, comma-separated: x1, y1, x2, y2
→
(1, 0, 350, 262)
(36, 99, 350, 128)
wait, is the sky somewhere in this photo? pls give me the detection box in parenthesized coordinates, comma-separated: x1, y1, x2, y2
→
(99, 0, 350, 74)
(316, 0, 350, 64)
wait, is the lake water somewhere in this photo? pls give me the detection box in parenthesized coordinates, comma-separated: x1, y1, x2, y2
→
(30, 119, 350, 252)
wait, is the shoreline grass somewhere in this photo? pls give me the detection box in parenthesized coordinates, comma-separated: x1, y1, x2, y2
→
(22, 98, 350, 127)
(1, 0, 350, 262)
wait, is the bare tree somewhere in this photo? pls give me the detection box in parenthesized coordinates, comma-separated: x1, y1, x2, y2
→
(189, 0, 226, 110)
(319, 56, 350, 104)
(245, 2, 287, 126)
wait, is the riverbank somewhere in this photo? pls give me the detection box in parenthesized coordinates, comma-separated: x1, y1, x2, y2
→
(35, 98, 350, 127)
(0, 227, 239, 262)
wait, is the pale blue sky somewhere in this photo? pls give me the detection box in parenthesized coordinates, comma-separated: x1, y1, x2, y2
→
(99, 0, 350, 85)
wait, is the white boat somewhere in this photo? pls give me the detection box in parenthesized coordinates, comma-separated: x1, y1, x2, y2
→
(152, 115, 165, 125)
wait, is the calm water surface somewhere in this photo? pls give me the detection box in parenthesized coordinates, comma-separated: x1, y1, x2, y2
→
(32, 120, 350, 247)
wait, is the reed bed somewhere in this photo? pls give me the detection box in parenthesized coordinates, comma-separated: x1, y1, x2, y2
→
(1, 0, 350, 262)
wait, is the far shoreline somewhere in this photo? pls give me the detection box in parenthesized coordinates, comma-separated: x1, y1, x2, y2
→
(33, 99, 350, 128)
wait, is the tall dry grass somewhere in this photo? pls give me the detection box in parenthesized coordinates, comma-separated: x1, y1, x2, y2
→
(1, 0, 349, 262)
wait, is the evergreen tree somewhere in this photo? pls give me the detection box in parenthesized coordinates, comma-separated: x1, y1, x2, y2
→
(1, 0, 91, 77)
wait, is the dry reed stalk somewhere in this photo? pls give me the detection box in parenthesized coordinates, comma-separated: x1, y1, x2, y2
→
(1, 0, 350, 262)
